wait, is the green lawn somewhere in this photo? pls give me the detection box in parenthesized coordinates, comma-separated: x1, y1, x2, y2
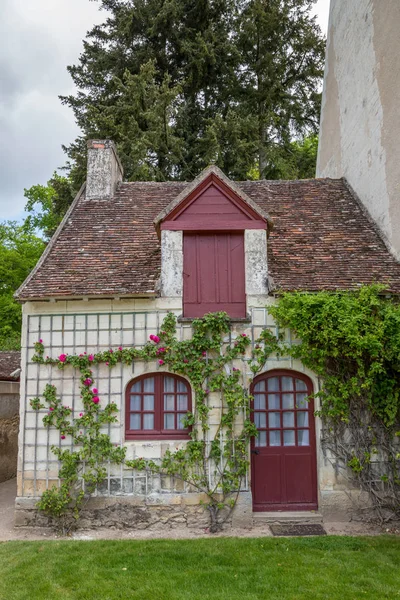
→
(0, 536, 399, 600)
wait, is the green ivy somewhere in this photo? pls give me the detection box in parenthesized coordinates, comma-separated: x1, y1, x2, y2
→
(30, 312, 278, 533)
(268, 285, 400, 521)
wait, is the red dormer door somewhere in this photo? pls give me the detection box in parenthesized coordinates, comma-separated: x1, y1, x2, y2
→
(183, 232, 246, 318)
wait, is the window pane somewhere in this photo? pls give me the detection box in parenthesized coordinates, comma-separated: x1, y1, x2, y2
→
(144, 395, 154, 411)
(267, 377, 279, 392)
(164, 413, 175, 429)
(282, 393, 294, 409)
(298, 430, 310, 446)
(130, 395, 141, 411)
(131, 381, 141, 393)
(144, 377, 155, 393)
(177, 413, 186, 429)
(177, 380, 188, 393)
(164, 376, 175, 393)
(130, 414, 141, 430)
(268, 412, 280, 428)
(268, 394, 280, 410)
(254, 393, 266, 410)
(177, 395, 188, 411)
(283, 430, 295, 446)
(269, 431, 281, 446)
(297, 412, 309, 427)
(296, 393, 308, 408)
(283, 412, 294, 428)
(143, 414, 154, 430)
(164, 394, 175, 411)
(254, 412, 266, 429)
(282, 376, 294, 391)
(295, 379, 307, 392)
(256, 431, 267, 447)
(254, 380, 266, 392)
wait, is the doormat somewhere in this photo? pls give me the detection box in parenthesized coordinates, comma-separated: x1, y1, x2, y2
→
(270, 523, 327, 537)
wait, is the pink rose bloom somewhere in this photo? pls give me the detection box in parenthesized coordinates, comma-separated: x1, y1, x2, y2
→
(233, 367, 239, 372)
(88, 354, 94, 362)
(158, 359, 165, 365)
(156, 347, 166, 355)
(92, 388, 98, 394)
(83, 378, 92, 386)
(92, 396, 100, 404)
(110, 349, 113, 353)
(79, 413, 83, 417)
(183, 359, 188, 363)
(59, 354, 67, 363)
(39, 339, 43, 344)
(105, 362, 109, 366)
(118, 347, 123, 351)
(61, 435, 66, 440)
(241, 333, 247, 337)
(150, 334, 160, 343)
(202, 351, 207, 356)
(49, 407, 54, 411)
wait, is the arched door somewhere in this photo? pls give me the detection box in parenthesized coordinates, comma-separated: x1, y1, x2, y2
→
(251, 370, 318, 511)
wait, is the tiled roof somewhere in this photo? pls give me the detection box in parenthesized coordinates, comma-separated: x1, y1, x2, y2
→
(16, 177, 400, 300)
(0, 352, 21, 381)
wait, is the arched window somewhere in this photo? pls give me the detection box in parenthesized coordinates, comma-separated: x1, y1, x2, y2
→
(125, 373, 192, 440)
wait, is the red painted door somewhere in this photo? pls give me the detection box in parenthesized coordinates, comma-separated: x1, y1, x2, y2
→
(183, 232, 246, 318)
(251, 371, 318, 511)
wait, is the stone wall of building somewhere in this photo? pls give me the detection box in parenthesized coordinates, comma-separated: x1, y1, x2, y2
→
(317, 0, 400, 259)
(0, 381, 20, 483)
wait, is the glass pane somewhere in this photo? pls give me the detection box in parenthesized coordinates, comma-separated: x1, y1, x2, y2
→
(144, 395, 154, 411)
(269, 431, 281, 446)
(282, 393, 294, 409)
(177, 380, 188, 393)
(254, 412, 266, 429)
(143, 414, 154, 430)
(254, 380, 265, 392)
(268, 412, 280, 428)
(295, 379, 307, 392)
(177, 413, 186, 429)
(296, 393, 308, 408)
(164, 376, 175, 393)
(144, 377, 155, 393)
(298, 430, 310, 446)
(267, 377, 279, 392)
(283, 430, 295, 446)
(297, 412, 309, 427)
(130, 395, 141, 411)
(164, 413, 175, 429)
(283, 412, 294, 428)
(131, 381, 141, 393)
(164, 394, 175, 411)
(282, 376, 294, 391)
(254, 393, 266, 410)
(256, 431, 267, 447)
(177, 394, 188, 410)
(268, 394, 280, 410)
(130, 414, 141, 430)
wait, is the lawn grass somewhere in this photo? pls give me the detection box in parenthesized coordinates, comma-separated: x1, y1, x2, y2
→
(0, 536, 399, 600)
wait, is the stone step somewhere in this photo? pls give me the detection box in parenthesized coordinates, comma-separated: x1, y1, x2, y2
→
(253, 511, 323, 524)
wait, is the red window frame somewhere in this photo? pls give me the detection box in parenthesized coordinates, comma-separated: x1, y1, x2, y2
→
(125, 373, 192, 440)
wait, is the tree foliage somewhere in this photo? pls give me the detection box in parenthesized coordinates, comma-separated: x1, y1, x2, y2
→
(268, 285, 400, 521)
(0, 222, 45, 350)
(60, 0, 324, 188)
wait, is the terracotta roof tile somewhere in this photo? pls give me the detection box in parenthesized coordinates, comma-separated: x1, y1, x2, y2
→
(0, 352, 21, 381)
(16, 178, 400, 299)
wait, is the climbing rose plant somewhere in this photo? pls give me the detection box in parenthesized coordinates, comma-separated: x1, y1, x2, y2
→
(31, 312, 278, 532)
(268, 285, 400, 522)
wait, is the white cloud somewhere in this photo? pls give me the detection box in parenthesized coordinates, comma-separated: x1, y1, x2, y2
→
(0, 0, 331, 221)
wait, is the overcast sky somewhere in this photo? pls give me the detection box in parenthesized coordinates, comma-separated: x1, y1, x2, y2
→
(0, 0, 331, 222)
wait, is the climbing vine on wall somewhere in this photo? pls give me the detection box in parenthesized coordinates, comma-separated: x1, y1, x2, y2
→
(31, 312, 278, 533)
(268, 285, 400, 522)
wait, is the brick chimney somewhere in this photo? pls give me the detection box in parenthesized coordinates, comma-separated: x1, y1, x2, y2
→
(85, 140, 124, 200)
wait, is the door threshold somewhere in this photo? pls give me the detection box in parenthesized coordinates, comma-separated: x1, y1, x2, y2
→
(253, 510, 323, 524)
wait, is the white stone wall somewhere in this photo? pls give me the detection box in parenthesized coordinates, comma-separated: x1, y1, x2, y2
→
(17, 297, 342, 518)
(317, 0, 400, 258)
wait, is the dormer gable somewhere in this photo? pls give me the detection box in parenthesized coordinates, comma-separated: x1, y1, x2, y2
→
(154, 165, 271, 234)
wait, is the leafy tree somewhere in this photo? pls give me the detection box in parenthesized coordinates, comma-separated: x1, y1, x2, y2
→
(0, 222, 45, 349)
(24, 173, 75, 241)
(59, 0, 324, 187)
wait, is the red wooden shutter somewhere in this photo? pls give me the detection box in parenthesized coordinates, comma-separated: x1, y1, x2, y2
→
(183, 232, 246, 318)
